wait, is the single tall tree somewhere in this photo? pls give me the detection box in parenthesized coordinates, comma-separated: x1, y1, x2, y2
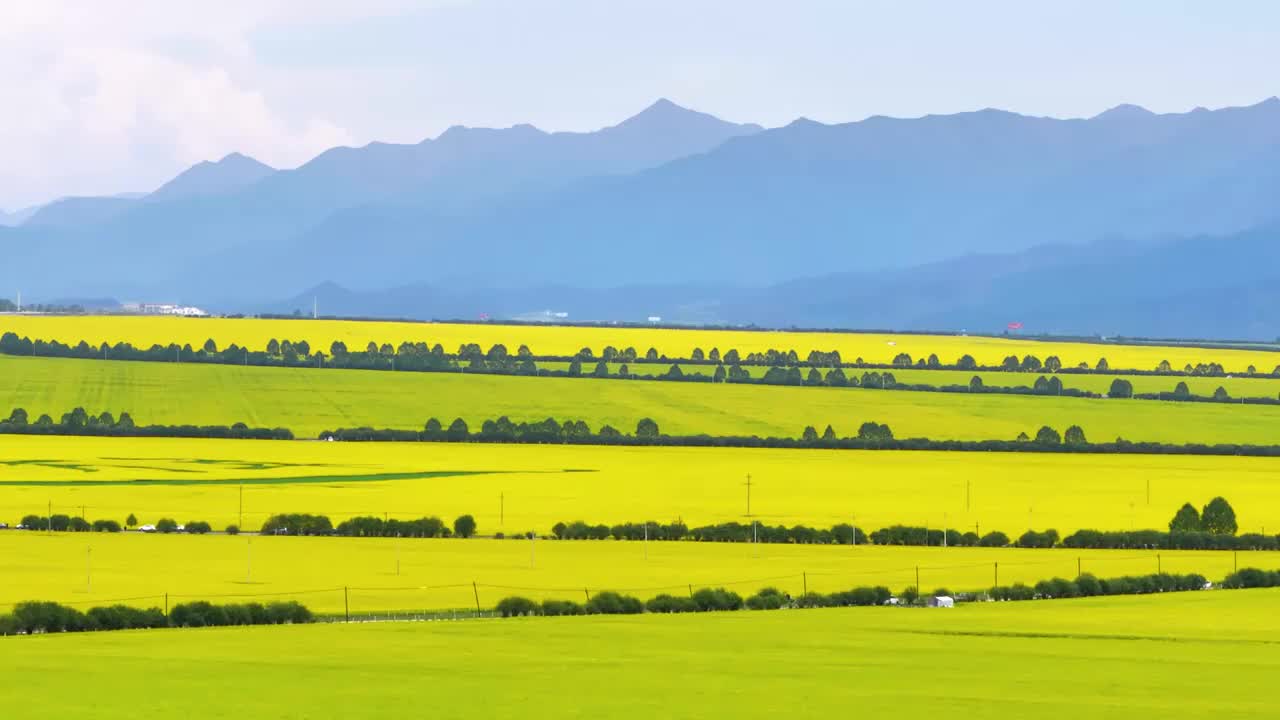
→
(1168, 503, 1200, 532)
(1201, 497, 1238, 535)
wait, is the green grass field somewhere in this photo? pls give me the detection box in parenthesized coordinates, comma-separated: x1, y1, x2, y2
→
(4, 436, 1280, 534)
(558, 361, 1280, 398)
(5, 354, 1280, 444)
(3, 589, 1278, 718)
(5, 530, 1272, 613)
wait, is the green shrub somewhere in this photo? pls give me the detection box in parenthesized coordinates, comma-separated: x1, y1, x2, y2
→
(646, 594, 699, 613)
(691, 587, 743, 612)
(745, 587, 789, 610)
(11, 601, 89, 633)
(496, 596, 539, 617)
(585, 591, 643, 615)
(540, 599, 584, 616)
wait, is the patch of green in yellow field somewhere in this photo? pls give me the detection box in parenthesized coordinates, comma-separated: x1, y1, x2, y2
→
(4, 354, 1280, 443)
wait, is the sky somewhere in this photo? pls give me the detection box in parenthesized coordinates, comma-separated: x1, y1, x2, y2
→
(2, 0, 1278, 209)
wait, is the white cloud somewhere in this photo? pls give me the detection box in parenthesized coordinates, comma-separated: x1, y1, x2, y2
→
(0, 1, 372, 207)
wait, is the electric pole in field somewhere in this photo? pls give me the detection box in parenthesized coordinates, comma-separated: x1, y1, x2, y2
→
(745, 473, 752, 517)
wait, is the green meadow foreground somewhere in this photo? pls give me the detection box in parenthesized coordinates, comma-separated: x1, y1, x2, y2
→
(4, 436, 1280, 533)
(2, 589, 1278, 718)
(4, 355, 1280, 443)
(2, 532, 1275, 613)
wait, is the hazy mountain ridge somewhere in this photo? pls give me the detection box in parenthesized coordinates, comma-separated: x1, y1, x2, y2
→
(254, 222, 1280, 340)
(6, 97, 1280, 341)
(206, 97, 1280, 295)
(0, 99, 761, 298)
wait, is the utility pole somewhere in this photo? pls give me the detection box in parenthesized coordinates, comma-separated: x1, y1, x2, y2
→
(745, 473, 752, 517)
(530, 532, 536, 568)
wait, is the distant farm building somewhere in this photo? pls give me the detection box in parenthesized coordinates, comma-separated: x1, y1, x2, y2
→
(122, 302, 209, 317)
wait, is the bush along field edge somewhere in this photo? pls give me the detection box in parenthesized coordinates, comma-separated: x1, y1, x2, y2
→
(6, 567, 1280, 637)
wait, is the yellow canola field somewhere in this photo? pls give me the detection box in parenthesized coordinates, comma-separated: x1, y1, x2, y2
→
(4, 314, 1280, 372)
(2, 436, 1279, 535)
(1, 531, 1271, 614)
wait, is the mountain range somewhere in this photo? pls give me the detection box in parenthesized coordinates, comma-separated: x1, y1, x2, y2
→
(5, 97, 1280, 339)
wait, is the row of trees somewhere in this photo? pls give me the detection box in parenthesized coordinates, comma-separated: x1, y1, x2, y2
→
(0, 407, 293, 440)
(0, 599, 312, 635)
(988, 571, 1208, 601)
(258, 513, 477, 538)
(497, 563, 1257, 621)
(322, 417, 1280, 458)
(7, 331, 1273, 378)
(1168, 497, 1239, 534)
(550, 520, 869, 545)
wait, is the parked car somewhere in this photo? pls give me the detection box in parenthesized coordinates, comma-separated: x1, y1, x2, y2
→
(0, 522, 9, 529)
(138, 524, 157, 533)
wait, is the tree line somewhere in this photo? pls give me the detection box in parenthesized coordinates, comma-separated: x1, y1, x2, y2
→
(321, 416, 1280, 458)
(0, 599, 313, 635)
(0, 407, 293, 440)
(543, 499, 1265, 551)
(7, 330, 1277, 382)
(550, 520, 868, 545)
(258, 513, 477, 538)
(494, 565, 1276, 621)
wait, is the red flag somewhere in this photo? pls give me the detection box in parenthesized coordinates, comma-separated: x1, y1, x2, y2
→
(1007, 321, 1023, 330)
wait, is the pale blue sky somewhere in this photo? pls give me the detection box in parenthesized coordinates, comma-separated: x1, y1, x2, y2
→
(2, 0, 1278, 208)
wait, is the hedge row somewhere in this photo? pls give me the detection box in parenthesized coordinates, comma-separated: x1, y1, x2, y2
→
(8, 330, 1273, 378)
(494, 568, 1249, 620)
(321, 415, 1280, 458)
(989, 572, 1209, 600)
(0, 600, 312, 635)
(550, 520, 868, 545)
(0, 407, 292, 440)
(545, 520, 1273, 552)
(258, 513, 478, 538)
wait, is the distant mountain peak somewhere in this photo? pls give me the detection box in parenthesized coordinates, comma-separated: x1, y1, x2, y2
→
(1093, 103, 1155, 120)
(613, 98, 760, 134)
(147, 152, 277, 202)
(785, 116, 824, 129)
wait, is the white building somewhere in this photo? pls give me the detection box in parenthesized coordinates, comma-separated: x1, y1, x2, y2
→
(122, 302, 209, 317)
